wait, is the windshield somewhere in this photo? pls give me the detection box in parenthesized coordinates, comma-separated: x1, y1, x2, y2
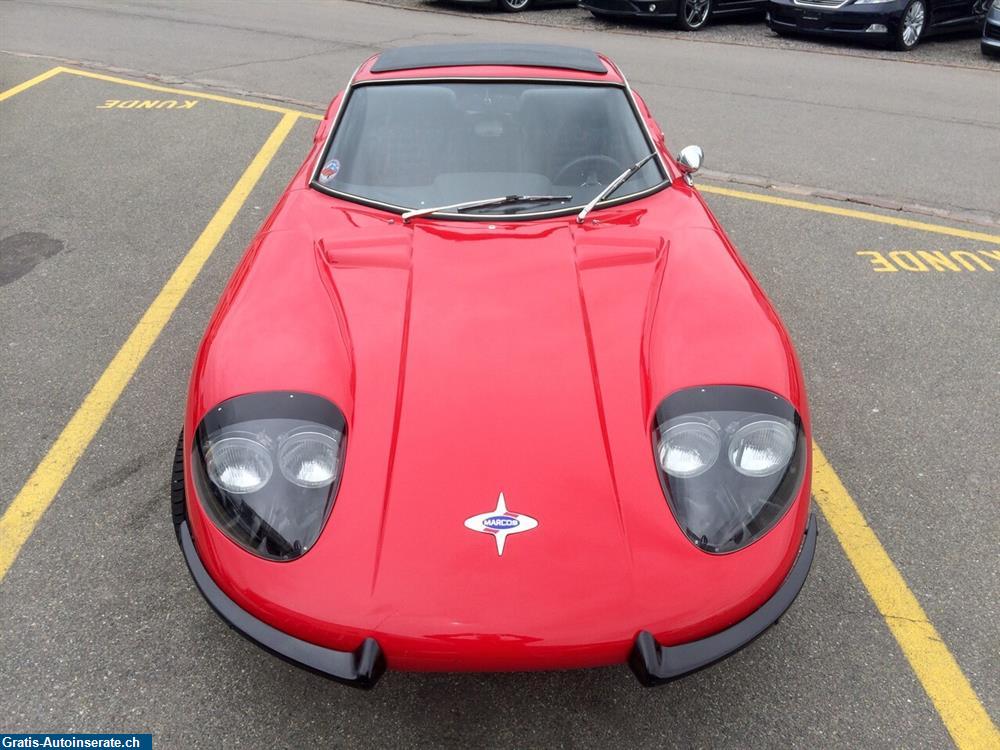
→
(313, 81, 667, 217)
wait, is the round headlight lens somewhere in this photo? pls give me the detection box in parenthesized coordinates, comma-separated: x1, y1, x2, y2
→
(657, 421, 721, 478)
(278, 430, 341, 488)
(729, 419, 796, 477)
(205, 436, 273, 494)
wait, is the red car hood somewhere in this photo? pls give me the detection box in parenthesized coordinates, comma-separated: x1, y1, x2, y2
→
(186, 187, 810, 671)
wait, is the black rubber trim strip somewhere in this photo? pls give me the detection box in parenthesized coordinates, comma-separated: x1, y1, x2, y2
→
(170, 431, 186, 531)
(177, 521, 386, 689)
(371, 44, 607, 74)
(629, 513, 817, 686)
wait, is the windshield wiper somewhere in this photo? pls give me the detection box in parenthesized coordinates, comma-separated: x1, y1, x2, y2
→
(401, 194, 571, 223)
(576, 153, 657, 224)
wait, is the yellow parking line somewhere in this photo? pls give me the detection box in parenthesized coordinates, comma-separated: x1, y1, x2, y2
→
(709, 169, 1000, 747)
(56, 66, 323, 120)
(0, 111, 299, 580)
(699, 184, 1000, 246)
(0, 66, 63, 102)
(812, 444, 999, 749)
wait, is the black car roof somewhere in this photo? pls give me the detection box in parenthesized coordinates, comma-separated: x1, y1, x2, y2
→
(370, 44, 608, 75)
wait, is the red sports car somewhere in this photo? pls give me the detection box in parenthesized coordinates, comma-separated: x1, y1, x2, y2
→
(172, 43, 815, 689)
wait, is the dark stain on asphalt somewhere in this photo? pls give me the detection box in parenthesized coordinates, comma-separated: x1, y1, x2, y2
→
(122, 476, 172, 532)
(91, 450, 161, 494)
(90, 447, 175, 531)
(0, 232, 64, 286)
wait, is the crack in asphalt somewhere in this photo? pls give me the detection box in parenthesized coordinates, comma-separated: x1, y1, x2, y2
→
(184, 45, 356, 77)
(632, 75, 1000, 133)
(8, 0, 477, 60)
(701, 170, 1000, 227)
(6, 0, 379, 49)
(183, 30, 474, 77)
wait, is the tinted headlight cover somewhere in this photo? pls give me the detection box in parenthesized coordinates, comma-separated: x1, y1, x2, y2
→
(192, 392, 347, 561)
(651, 386, 806, 554)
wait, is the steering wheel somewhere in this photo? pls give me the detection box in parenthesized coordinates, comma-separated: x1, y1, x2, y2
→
(553, 155, 621, 186)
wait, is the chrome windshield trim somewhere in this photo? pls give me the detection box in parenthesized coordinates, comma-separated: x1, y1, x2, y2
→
(615, 62, 672, 186)
(308, 74, 672, 220)
(311, 183, 666, 222)
(308, 59, 365, 186)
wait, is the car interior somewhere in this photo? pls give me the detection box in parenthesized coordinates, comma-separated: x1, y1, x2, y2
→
(321, 82, 664, 211)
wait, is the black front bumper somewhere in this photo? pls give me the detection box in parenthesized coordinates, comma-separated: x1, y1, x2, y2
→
(630, 513, 817, 686)
(179, 504, 813, 690)
(580, 0, 681, 18)
(177, 521, 387, 689)
(767, 0, 907, 39)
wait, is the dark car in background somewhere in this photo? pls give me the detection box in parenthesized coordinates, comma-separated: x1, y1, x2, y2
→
(983, 0, 1000, 54)
(450, 0, 569, 10)
(767, 0, 990, 49)
(582, 0, 766, 29)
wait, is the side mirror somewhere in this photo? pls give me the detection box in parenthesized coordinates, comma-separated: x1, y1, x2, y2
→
(676, 145, 704, 185)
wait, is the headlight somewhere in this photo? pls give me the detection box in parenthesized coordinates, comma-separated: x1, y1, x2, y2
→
(656, 421, 720, 478)
(192, 392, 347, 561)
(651, 386, 806, 553)
(205, 435, 273, 494)
(728, 420, 796, 477)
(279, 429, 342, 488)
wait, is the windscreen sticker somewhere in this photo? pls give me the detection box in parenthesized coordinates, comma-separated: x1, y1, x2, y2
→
(319, 158, 341, 184)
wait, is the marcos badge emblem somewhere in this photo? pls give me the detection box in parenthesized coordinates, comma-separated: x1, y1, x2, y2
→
(464, 492, 538, 556)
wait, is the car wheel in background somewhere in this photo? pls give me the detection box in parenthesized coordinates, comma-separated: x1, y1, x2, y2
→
(894, 0, 926, 49)
(677, 0, 713, 29)
(497, 0, 532, 10)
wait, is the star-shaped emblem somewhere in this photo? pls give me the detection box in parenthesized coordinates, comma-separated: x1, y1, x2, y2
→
(463, 492, 538, 556)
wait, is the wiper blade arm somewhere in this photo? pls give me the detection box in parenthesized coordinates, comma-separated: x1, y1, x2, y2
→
(576, 152, 657, 224)
(401, 194, 571, 223)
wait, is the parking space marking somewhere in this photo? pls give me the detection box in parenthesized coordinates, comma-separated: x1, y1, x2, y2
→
(702, 177, 999, 745)
(699, 184, 1000, 246)
(812, 445, 999, 749)
(56, 66, 323, 120)
(1, 65, 321, 119)
(0, 111, 299, 581)
(97, 99, 200, 110)
(858, 249, 998, 273)
(0, 65, 62, 102)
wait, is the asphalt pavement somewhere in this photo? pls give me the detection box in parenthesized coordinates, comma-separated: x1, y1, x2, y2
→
(0, 2, 997, 748)
(397, 0, 999, 70)
(3, 0, 998, 222)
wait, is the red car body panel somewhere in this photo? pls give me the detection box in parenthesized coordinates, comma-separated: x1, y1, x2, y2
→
(183, 54, 811, 674)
